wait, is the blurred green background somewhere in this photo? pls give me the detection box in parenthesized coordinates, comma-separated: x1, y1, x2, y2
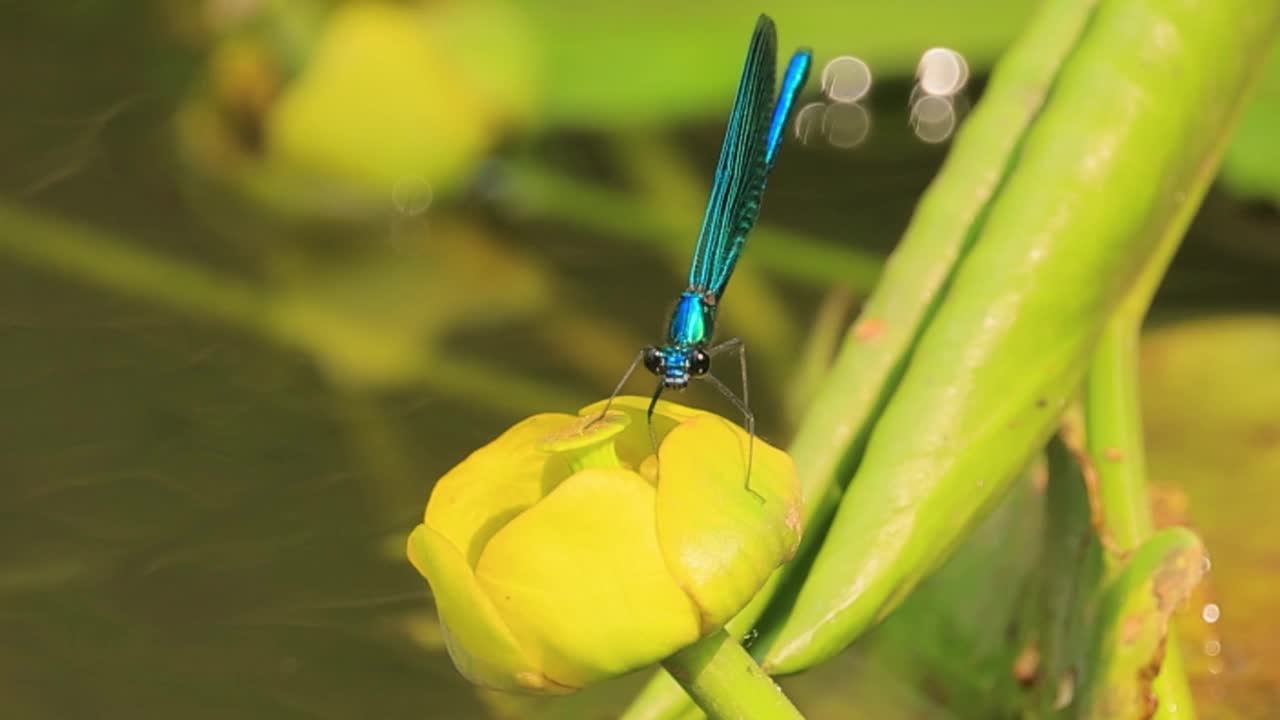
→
(1, 1, 1277, 718)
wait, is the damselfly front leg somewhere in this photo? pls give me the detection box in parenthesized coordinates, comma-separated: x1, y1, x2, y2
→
(593, 348, 646, 426)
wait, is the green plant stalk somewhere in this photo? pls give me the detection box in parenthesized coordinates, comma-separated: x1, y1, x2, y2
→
(1086, 323, 1197, 720)
(1087, 327, 1153, 550)
(660, 629, 806, 720)
(0, 202, 272, 334)
(1084, 249, 1210, 720)
(1078, 527, 1206, 719)
(759, 0, 1105, 628)
(1078, 0, 1278, 710)
(0, 201, 568, 416)
(763, 0, 1280, 674)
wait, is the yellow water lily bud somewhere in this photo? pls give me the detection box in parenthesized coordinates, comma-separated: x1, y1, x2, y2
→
(267, 1, 527, 197)
(406, 397, 801, 694)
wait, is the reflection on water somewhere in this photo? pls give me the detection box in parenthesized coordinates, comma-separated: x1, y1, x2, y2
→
(909, 48, 971, 144)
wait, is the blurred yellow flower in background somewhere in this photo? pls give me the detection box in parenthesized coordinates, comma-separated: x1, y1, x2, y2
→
(178, 0, 538, 217)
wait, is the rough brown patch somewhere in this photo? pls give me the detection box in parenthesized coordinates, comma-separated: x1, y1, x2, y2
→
(1121, 613, 1144, 645)
(782, 503, 803, 561)
(1127, 546, 1202, 720)
(1152, 547, 1205, 613)
(1104, 447, 1124, 462)
(1134, 633, 1167, 720)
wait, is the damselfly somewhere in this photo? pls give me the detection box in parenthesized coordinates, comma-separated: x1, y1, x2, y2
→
(600, 14, 811, 485)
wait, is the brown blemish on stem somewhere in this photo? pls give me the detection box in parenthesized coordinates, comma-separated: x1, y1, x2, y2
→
(1013, 643, 1041, 686)
(1057, 424, 1126, 558)
(1122, 613, 1144, 645)
(1152, 546, 1205, 613)
(1122, 546, 1203, 719)
(853, 318, 885, 341)
(1134, 633, 1166, 720)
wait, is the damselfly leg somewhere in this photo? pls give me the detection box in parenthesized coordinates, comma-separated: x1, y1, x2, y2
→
(703, 337, 760, 500)
(593, 349, 645, 426)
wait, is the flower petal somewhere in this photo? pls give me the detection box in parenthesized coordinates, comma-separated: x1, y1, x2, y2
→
(406, 525, 567, 693)
(577, 396, 711, 468)
(475, 468, 701, 688)
(425, 413, 574, 566)
(655, 414, 802, 629)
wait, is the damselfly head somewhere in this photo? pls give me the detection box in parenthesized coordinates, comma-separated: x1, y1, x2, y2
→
(644, 345, 707, 390)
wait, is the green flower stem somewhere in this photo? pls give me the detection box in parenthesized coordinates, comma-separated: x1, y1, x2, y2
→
(1086, 319, 1197, 720)
(1079, 1, 1276, 709)
(0, 201, 272, 334)
(0, 200, 567, 416)
(661, 629, 806, 720)
(1086, 324, 1152, 550)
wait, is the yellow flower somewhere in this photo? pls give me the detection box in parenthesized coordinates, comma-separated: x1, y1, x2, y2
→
(178, 1, 538, 215)
(406, 396, 802, 694)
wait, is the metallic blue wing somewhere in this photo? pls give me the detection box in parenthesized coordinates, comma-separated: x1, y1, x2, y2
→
(707, 47, 812, 294)
(686, 15, 777, 294)
(766, 50, 813, 167)
(686, 15, 812, 298)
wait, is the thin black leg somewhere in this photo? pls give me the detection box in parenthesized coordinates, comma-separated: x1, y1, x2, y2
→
(703, 338, 760, 500)
(593, 349, 645, 426)
(707, 337, 749, 414)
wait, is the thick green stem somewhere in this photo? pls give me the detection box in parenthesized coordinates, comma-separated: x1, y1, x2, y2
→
(0, 200, 272, 333)
(0, 200, 568, 416)
(1085, 314, 1197, 720)
(661, 629, 806, 720)
(1086, 325, 1153, 550)
(1077, 2, 1275, 709)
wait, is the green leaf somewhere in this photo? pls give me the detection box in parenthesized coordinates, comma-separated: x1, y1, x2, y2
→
(1014, 437, 1105, 718)
(760, 0, 1279, 675)
(1220, 44, 1280, 204)
(1079, 528, 1206, 719)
